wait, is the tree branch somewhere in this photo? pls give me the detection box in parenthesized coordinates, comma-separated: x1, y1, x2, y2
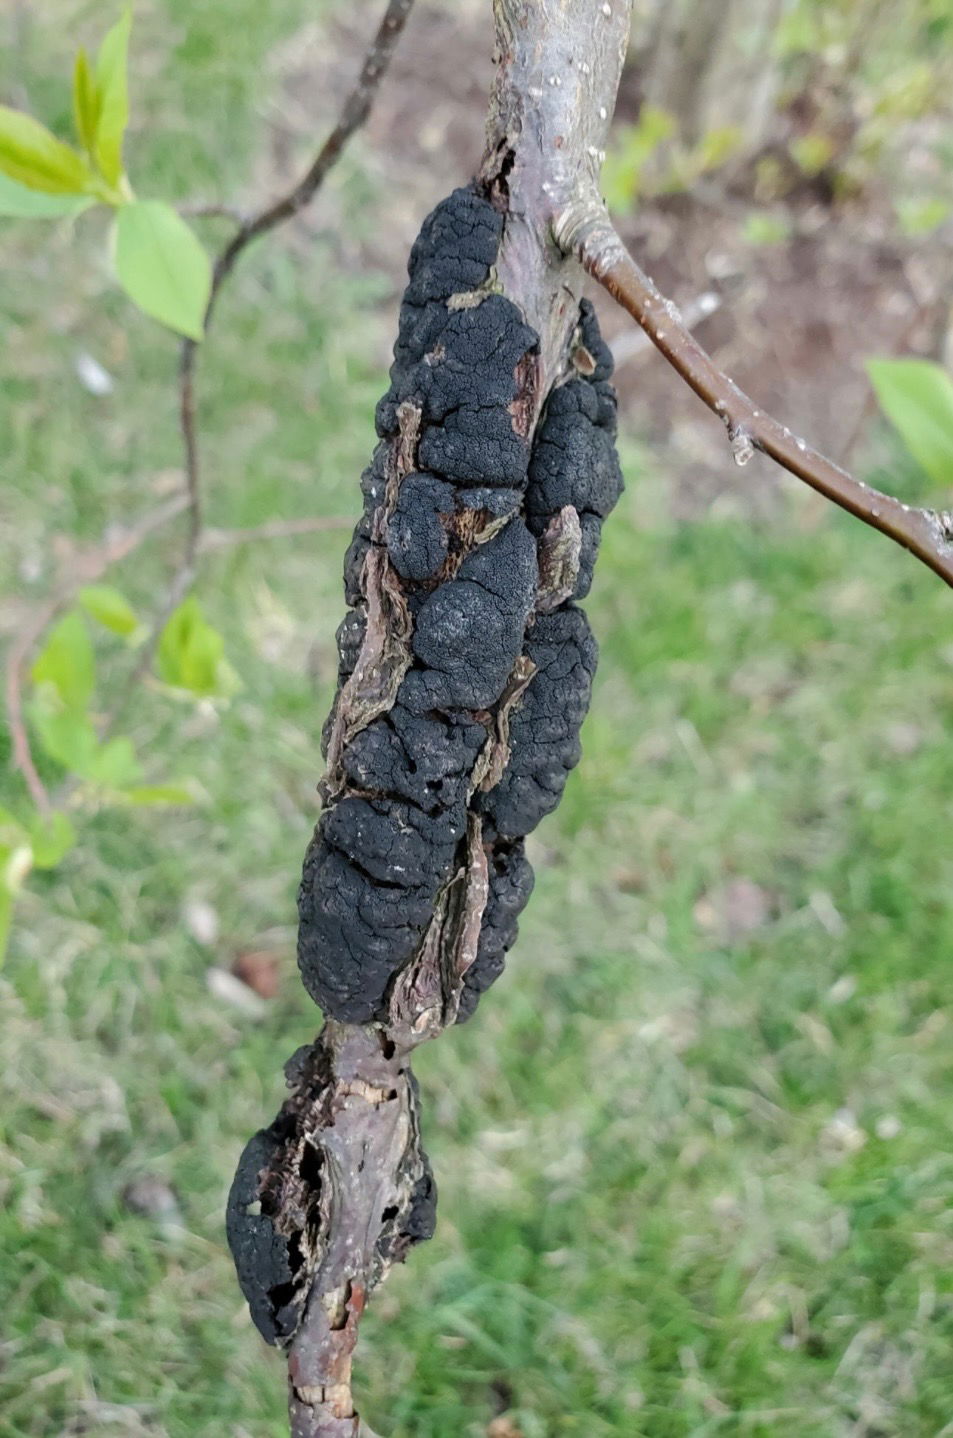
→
(199, 515, 351, 552)
(178, 201, 250, 224)
(552, 203, 953, 588)
(271, 7, 632, 1437)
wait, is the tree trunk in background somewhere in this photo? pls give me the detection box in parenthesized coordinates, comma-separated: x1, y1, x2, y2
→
(633, 0, 786, 150)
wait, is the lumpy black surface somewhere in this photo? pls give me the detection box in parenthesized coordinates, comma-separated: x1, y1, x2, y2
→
(297, 187, 623, 1025)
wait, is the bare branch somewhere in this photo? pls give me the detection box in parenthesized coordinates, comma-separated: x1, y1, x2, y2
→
(178, 339, 202, 574)
(610, 290, 721, 370)
(176, 0, 416, 570)
(200, 515, 351, 552)
(5, 495, 189, 813)
(178, 201, 250, 224)
(553, 203, 953, 588)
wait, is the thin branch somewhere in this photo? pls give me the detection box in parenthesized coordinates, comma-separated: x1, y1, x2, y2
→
(179, 201, 250, 224)
(175, 0, 416, 575)
(179, 340, 202, 573)
(554, 203, 953, 589)
(5, 494, 189, 813)
(610, 290, 721, 370)
(200, 515, 352, 552)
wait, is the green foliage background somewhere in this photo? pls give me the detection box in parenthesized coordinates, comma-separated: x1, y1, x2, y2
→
(2, 2, 953, 1436)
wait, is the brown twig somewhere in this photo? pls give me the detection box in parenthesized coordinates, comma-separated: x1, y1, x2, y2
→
(178, 340, 202, 574)
(179, 201, 250, 224)
(5, 494, 189, 813)
(200, 515, 352, 552)
(610, 290, 721, 370)
(553, 204, 953, 588)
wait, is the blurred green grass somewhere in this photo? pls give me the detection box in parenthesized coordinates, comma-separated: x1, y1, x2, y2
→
(3, 4, 953, 1437)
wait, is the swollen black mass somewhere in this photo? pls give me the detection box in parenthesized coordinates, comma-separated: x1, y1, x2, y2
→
(297, 186, 623, 1026)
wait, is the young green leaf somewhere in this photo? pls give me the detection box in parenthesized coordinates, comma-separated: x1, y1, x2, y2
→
(867, 358, 953, 490)
(0, 105, 91, 194)
(114, 201, 211, 340)
(0, 844, 30, 965)
(79, 584, 138, 636)
(94, 8, 132, 186)
(602, 106, 675, 215)
(73, 47, 100, 154)
(31, 705, 100, 775)
(122, 784, 197, 806)
(0, 807, 28, 847)
(31, 698, 143, 790)
(31, 611, 95, 710)
(29, 811, 76, 869)
(86, 735, 142, 788)
(0, 171, 92, 218)
(894, 197, 952, 238)
(157, 597, 236, 695)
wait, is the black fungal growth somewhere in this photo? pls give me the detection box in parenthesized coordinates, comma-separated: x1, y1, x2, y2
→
(229, 184, 623, 1351)
(298, 185, 623, 1026)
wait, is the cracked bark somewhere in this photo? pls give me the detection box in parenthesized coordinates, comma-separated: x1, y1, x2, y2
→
(227, 5, 633, 1435)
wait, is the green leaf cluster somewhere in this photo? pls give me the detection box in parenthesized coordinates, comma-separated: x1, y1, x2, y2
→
(26, 593, 212, 794)
(602, 107, 743, 216)
(0, 10, 210, 339)
(0, 807, 75, 963)
(157, 598, 240, 698)
(1, 586, 223, 961)
(0, 12, 131, 209)
(30, 610, 144, 791)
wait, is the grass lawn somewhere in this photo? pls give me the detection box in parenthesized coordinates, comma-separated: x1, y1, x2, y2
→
(2, 4, 953, 1436)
